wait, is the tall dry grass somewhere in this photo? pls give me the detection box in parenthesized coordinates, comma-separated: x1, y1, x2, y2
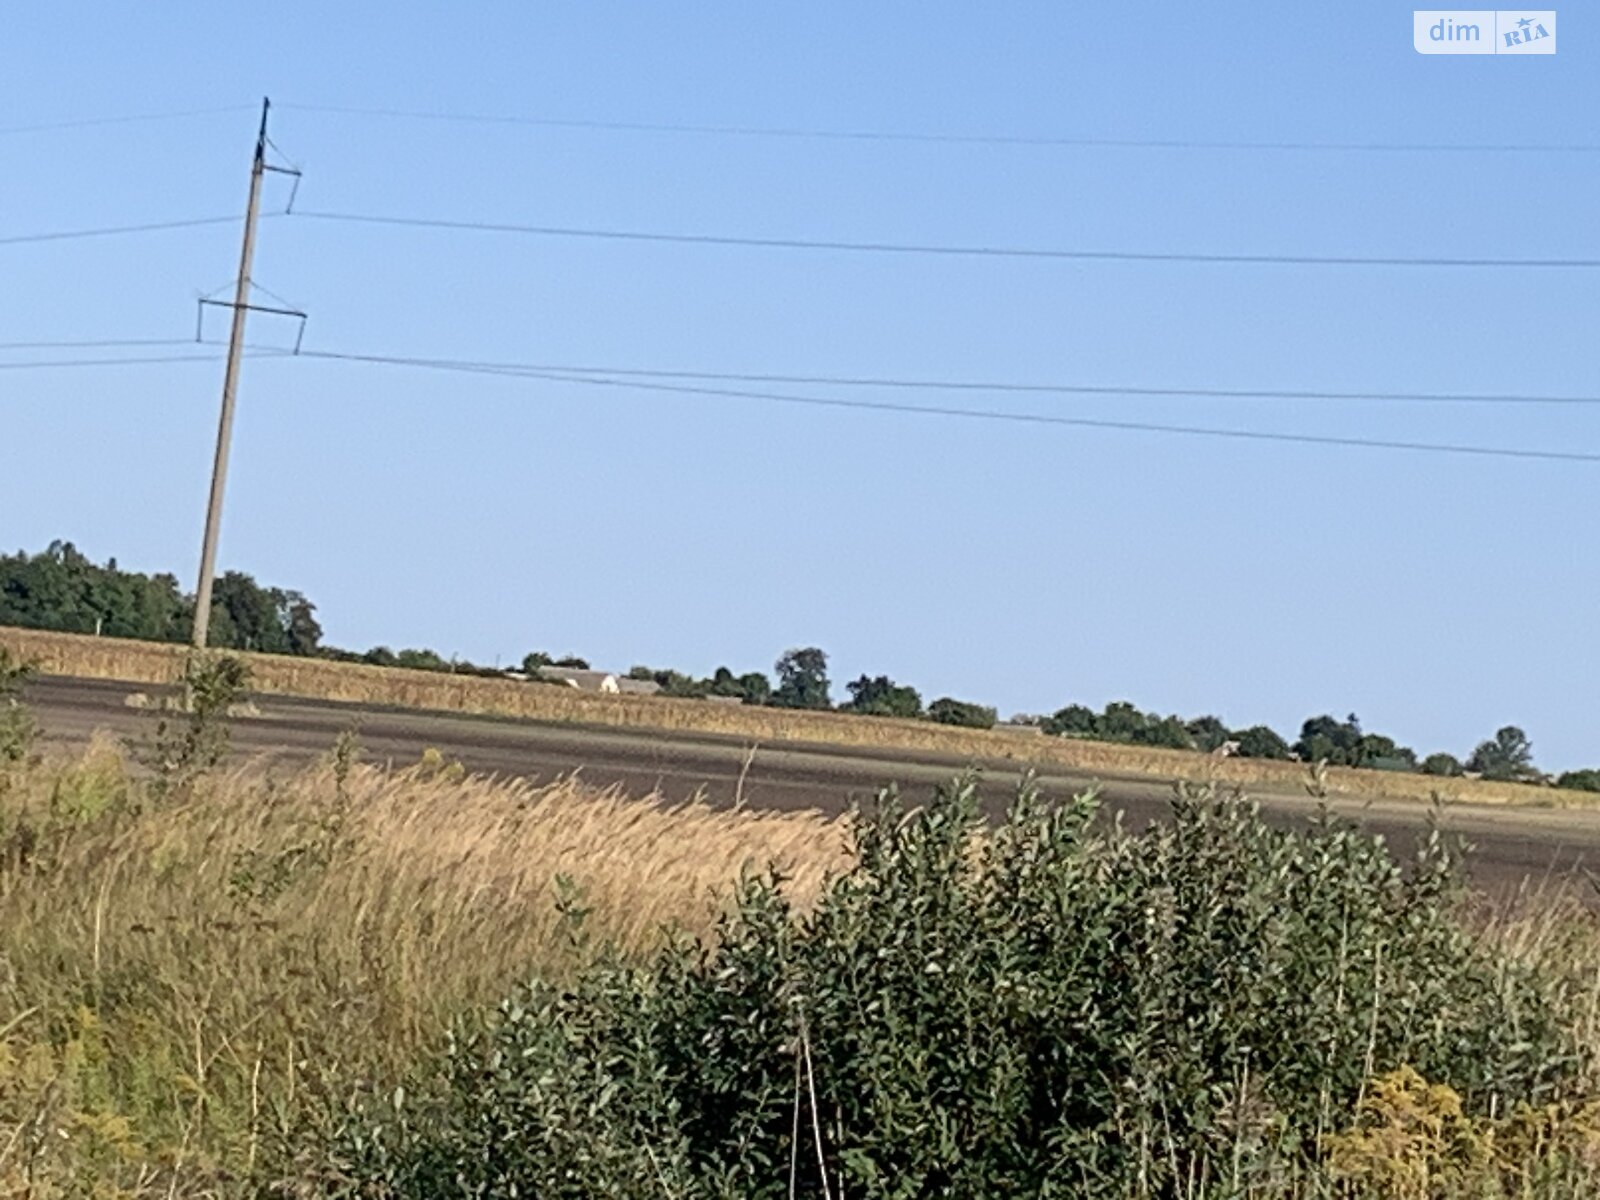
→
(0, 737, 843, 1197)
(1, 624, 1572, 809)
(4, 728, 1600, 1196)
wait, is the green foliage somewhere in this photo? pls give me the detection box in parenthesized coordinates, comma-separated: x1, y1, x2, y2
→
(137, 654, 249, 796)
(772, 647, 830, 710)
(208, 569, 323, 654)
(1186, 714, 1231, 752)
(0, 646, 36, 766)
(926, 696, 997, 729)
(0, 540, 188, 641)
(1556, 769, 1600, 793)
(327, 779, 1574, 1198)
(734, 670, 773, 706)
(1293, 714, 1419, 771)
(395, 647, 450, 672)
(1233, 724, 1291, 760)
(1423, 752, 1467, 778)
(1042, 702, 1098, 737)
(1470, 726, 1540, 783)
(701, 667, 774, 706)
(654, 669, 711, 698)
(1043, 700, 1195, 749)
(0, 541, 323, 655)
(842, 674, 923, 718)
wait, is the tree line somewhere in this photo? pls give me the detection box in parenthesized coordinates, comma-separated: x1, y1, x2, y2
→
(0, 542, 321, 657)
(3, 542, 1593, 790)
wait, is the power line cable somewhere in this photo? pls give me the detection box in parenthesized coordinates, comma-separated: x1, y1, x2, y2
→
(277, 102, 1600, 155)
(295, 348, 1600, 464)
(0, 337, 197, 351)
(0, 215, 242, 248)
(292, 210, 1600, 269)
(15, 341, 1594, 407)
(0, 104, 256, 137)
(291, 349, 1600, 407)
(0, 351, 277, 371)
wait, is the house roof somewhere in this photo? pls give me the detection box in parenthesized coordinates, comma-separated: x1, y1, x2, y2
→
(537, 667, 618, 690)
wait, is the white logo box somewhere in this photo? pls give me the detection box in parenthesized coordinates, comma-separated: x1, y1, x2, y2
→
(1414, 10, 1556, 54)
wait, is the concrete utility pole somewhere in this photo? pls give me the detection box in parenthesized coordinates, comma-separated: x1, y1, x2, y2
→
(192, 98, 270, 651)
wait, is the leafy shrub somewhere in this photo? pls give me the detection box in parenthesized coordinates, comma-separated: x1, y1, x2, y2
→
(0, 647, 36, 766)
(325, 778, 1575, 1198)
(1469, 726, 1540, 783)
(1423, 752, 1466, 778)
(1556, 769, 1600, 794)
(1234, 723, 1292, 760)
(135, 652, 249, 796)
(843, 674, 923, 718)
(926, 696, 996, 729)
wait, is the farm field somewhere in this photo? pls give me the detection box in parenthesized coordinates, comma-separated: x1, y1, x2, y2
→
(0, 625, 1576, 810)
(17, 671, 1600, 899)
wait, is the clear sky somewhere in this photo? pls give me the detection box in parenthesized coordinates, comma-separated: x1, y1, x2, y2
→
(2, 4, 1596, 769)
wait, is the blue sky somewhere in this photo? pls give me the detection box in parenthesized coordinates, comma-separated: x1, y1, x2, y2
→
(3, 4, 1596, 768)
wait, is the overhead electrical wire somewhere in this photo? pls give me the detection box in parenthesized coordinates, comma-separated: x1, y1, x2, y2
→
(0, 337, 197, 351)
(292, 348, 1600, 465)
(285, 350, 1600, 407)
(0, 215, 242, 248)
(276, 102, 1600, 155)
(0, 104, 256, 137)
(11, 341, 1597, 408)
(0, 351, 281, 371)
(291, 211, 1600, 269)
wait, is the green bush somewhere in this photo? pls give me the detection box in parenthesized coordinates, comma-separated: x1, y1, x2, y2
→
(926, 696, 996, 729)
(323, 778, 1575, 1198)
(0, 647, 36, 765)
(1423, 751, 1466, 777)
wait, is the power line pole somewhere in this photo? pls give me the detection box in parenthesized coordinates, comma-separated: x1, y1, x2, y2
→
(192, 98, 271, 652)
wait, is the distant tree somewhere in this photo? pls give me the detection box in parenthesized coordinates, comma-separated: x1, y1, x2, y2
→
(0, 543, 324, 654)
(1186, 716, 1231, 753)
(1294, 714, 1366, 766)
(1359, 736, 1418, 771)
(1097, 702, 1146, 743)
(1421, 752, 1465, 778)
(653, 670, 709, 698)
(1556, 769, 1600, 794)
(283, 595, 323, 656)
(1233, 725, 1291, 760)
(1043, 704, 1098, 738)
(522, 651, 554, 673)
(772, 647, 830, 710)
(553, 655, 590, 669)
(1133, 714, 1195, 751)
(704, 665, 773, 705)
(395, 648, 450, 672)
(843, 675, 923, 719)
(927, 697, 997, 730)
(1468, 726, 1538, 782)
(627, 665, 657, 681)
(363, 646, 399, 668)
(735, 671, 772, 706)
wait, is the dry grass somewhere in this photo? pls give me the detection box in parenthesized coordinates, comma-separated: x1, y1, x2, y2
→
(4, 730, 1600, 1197)
(0, 736, 843, 1197)
(0, 625, 1573, 810)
